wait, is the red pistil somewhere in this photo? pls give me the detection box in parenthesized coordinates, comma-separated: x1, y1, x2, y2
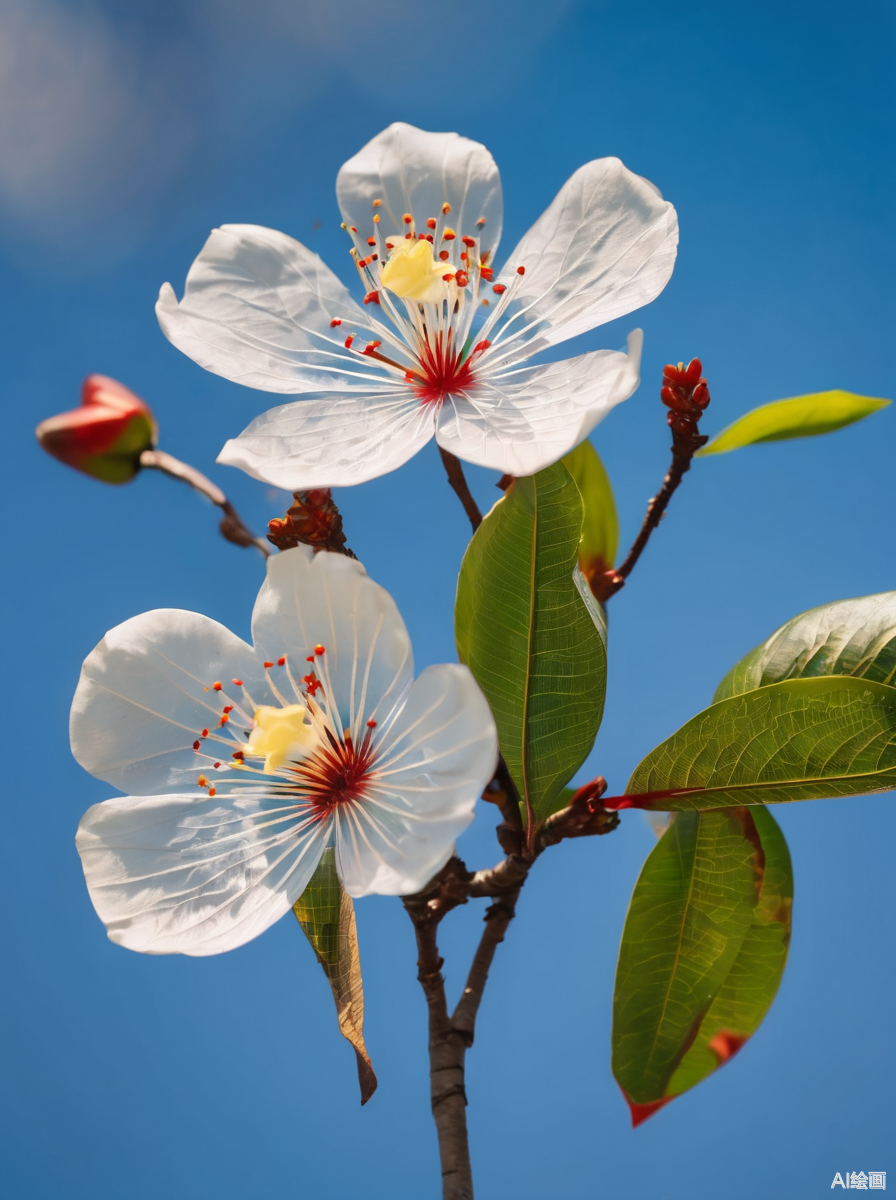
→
(292, 732, 377, 820)
(412, 336, 478, 406)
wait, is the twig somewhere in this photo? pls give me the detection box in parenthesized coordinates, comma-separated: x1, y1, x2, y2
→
(481, 756, 526, 858)
(593, 359, 710, 603)
(139, 448, 269, 557)
(439, 447, 482, 532)
(452, 891, 521, 1044)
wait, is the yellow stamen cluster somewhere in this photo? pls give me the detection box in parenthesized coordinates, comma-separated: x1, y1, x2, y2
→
(246, 704, 318, 773)
(380, 239, 450, 304)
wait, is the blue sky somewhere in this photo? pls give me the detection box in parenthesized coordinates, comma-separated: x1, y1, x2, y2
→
(1, 1, 893, 1197)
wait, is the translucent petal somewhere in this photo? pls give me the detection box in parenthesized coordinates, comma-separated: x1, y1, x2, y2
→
(217, 388, 435, 489)
(76, 791, 329, 955)
(337, 122, 503, 263)
(156, 224, 388, 394)
(251, 548, 415, 743)
(336, 664, 497, 897)
(495, 158, 677, 356)
(435, 332, 642, 476)
(70, 611, 276, 795)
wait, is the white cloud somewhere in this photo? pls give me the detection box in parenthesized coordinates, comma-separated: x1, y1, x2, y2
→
(0, 0, 574, 266)
(0, 0, 192, 261)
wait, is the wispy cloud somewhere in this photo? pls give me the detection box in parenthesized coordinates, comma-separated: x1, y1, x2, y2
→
(0, 0, 574, 268)
(0, 0, 195, 262)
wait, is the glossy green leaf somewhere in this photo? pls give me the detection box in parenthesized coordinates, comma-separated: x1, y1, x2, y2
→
(562, 440, 618, 587)
(293, 849, 377, 1104)
(455, 462, 607, 822)
(666, 807, 792, 1102)
(620, 676, 896, 811)
(715, 592, 896, 701)
(613, 807, 792, 1123)
(612, 808, 764, 1115)
(697, 390, 890, 456)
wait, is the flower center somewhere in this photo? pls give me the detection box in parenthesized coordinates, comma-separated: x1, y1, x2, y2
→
(331, 201, 529, 407)
(188, 648, 381, 819)
(291, 729, 377, 819)
(413, 337, 477, 406)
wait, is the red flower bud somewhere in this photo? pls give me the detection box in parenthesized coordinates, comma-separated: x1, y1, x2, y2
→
(683, 357, 703, 386)
(36, 375, 157, 484)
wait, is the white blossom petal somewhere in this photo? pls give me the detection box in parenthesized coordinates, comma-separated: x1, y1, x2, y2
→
(156, 224, 390, 394)
(76, 791, 329, 956)
(435, 331, 642, 476)
(493, 158, 677, 358)
(217, 388, 435, 489)
(70, 611, 275, 795)
(251, 548, 415, 741)
(336, 664, 497, 897)
(337, 122, 503, 261)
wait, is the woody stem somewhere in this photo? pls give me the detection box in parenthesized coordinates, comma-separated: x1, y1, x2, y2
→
(438, 447, 483, 532)
(139, 448, 270, 557)
(407, 913, 475, 1200)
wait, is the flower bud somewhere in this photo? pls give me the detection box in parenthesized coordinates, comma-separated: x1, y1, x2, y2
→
(268, 488, 350, 554)
(36, 375, 157, 484)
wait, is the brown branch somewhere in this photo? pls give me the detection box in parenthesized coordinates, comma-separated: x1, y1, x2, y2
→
(403, 895, 474, 1200)
(592, 359, 710, 604)
(139, 448, 269, 557)
(481, 756, 526, 858)
(438, 447, 482, 532)
(452, 891, 521, 1045)
(401, 774, 620, 1196)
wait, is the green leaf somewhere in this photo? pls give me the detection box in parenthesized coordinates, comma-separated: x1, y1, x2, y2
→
(613, 807, 792, 1123)
(715, 592, 896, 701)
(666, 807, 792, 1102)
(697, 390, 890, 456)
(293, 849, 377, 1105)
(612, 808, 764, 1116)
(561, 440, 618, 585)
(619, 676, 896, 812)
(455, 462, 607, 822)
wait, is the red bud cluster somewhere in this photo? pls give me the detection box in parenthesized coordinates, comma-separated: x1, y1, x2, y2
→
(36, 375, 157, 484)
(268, 488, 351, 555)
(660, 358, 710, 453)
(661, 357, 710, 413)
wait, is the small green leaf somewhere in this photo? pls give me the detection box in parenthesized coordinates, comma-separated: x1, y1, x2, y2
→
(716, 592, 896, 701)
(455, 463, 607, 822)
(620, 676, 896, 812)
(612, 808, 764, 1115)
(666, 807, 792, 1102)
(293, 849, 377, 1104)
(613, 807, 792, 1123)
(562, 440, 619, 585)
(697, 390, 890, 456)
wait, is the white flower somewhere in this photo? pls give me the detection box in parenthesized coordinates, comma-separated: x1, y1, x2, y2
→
(71, 547, 497, 956)
(156, 122, 678, 488)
